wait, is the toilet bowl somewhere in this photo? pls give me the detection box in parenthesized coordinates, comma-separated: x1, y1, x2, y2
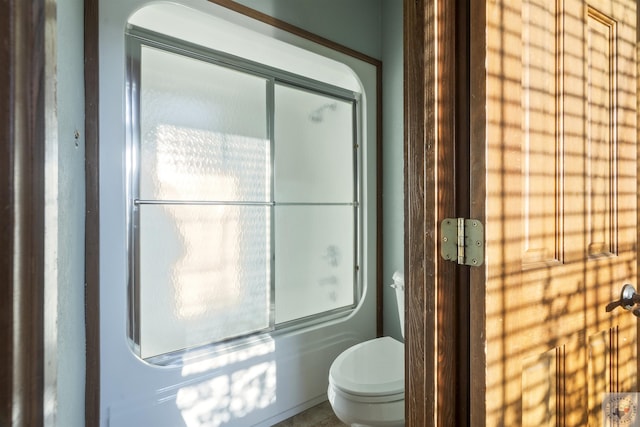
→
(328, 272, 405, 427)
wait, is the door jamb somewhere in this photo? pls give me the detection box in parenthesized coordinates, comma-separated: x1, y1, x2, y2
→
(84, 0, 101, 422)
(404, 0, 469, 425)
(468, 0, 487, 423)
(0, 1, 46, 426)
(403, 1, 437, 423)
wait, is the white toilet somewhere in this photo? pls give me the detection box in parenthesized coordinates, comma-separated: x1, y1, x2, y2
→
(328, 271, 405, 427)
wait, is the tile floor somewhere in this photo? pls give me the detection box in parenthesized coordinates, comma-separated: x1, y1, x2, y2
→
(271, 400, 346, 426)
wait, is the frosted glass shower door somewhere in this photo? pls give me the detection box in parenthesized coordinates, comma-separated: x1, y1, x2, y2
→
(134, 45, 271, 358)
(273, 84, 357, 324)
(128, 36, 361, 357)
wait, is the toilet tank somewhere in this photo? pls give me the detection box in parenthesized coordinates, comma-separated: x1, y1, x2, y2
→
(391, 271, 405, 339)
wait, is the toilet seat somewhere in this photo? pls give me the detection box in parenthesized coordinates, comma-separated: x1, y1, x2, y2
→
(329, 336, 404, 400)
(329, 383, 404, 404)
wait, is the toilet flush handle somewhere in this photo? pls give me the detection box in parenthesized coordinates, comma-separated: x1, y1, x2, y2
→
(390, 271, 404, 290)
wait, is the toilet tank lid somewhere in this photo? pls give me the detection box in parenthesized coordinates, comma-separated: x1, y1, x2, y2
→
(329, 336, 404, 396)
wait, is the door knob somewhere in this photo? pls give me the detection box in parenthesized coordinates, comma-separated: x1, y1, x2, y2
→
(606, 284, 640, 316)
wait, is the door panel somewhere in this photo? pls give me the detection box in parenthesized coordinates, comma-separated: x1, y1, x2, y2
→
(476, 0, 638, 425)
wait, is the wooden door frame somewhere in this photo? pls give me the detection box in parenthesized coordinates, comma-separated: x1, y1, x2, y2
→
(404, 0, 471, 425)
(0, 0, 46, 426)
(84, 0, 101, 422)
(468, 0, 487, 424)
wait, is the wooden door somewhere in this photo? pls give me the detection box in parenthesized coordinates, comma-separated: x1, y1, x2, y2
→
(470, 0, 639, 425)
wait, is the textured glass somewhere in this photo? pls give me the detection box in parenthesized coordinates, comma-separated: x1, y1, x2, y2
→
(274, 206, 355, 323)
(138, 204, 270, 358)
(274, 84, 354, 203)
(140, 46, 269, 202)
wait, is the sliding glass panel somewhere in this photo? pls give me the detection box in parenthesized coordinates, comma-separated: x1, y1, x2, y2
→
(274, 84, 354, 203)
(138, 204, 270, 358)
(130, 34, 362, 358)
(140, 45, 269, 202)
(274, 205, 355, 324)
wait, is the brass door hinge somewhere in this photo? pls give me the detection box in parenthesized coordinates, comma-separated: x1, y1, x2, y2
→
(440, 218, 484, 266)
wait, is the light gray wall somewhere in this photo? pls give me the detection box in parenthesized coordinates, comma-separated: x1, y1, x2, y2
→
(381, 0, 404, 340)
(56, 0, 86, 421)
(235, 0, 383, 59)
(46, 0, 86, 425)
